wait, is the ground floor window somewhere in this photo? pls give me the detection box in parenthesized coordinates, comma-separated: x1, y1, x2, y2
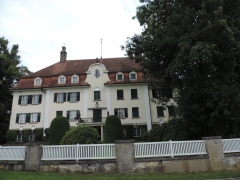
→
(133, 128, 141, 137)
(16, 133, 24, 142)
(29, 133, 36, 141)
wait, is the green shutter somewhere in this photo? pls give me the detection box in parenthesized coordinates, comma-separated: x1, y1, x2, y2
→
(77, 92, 80, 101)
(26, 113, 31, 123)
(54, 93, 57, 102)
(68, 92, 70, 101)
(39, 95, 42, 104)
(67, 111, 70, 120)
(37, 113, 41, 122)
(64, 93, 66, 102)
(16, 114, 19, 123)
(18, 96, 22, 105)
(124, 108, 128, 118)
(114, 109, 118, 116)
(28, 95, 32, 104)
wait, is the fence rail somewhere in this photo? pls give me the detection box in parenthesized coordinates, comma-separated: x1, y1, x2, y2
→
(222, 138, 240, 153)
(135, 140, 207, 158)
(0, 146, 26, 160)
(41, 144, 116, 161)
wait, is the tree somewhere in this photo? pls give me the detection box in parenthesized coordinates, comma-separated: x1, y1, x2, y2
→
(61, 125, 100, 145)
(0, 37, 31, 144)
(122, 0, 240, 139)
(103, 115, 123, 143)
(48, 116, 70, 145)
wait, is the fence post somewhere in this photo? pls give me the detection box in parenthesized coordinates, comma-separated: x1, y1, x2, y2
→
(24, 142, 42, 171)
(115, 139, 135, 173)
(76, 144, 79, 161)
(170, 140, 174, 157)
(202, 136, 225, 171)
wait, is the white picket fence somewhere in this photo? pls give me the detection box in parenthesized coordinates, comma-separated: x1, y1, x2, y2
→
(41, 143, 116, 161)
(135, 140, 207, 158)
(0, 146, 26, 160)
(222, 138, 240, 153)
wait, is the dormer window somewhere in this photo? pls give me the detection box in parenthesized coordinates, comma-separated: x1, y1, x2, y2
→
(129, 71, 137, 80)
(34, 77, 42, 86)
(95, 69, 100, 78)
(116, 72, 124, 81)
(58, 75, 66, 84)
(71, 74, 79, 83)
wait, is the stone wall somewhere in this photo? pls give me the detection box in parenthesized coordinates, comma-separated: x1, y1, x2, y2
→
(1, 137, 240, 174)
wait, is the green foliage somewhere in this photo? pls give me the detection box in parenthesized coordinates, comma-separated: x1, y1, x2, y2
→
(6, 130, 18, 143)
(123, 0, 240, 139)
(61, 125, 100, 145)
(48, 116, 70, 145)
(0, 37, 32, 144)
(103, 115, 123, 143)
(35, 128, 43, 141)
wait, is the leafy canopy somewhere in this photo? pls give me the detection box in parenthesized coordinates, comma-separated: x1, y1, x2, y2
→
(122, 0, 240, 139)
(0, 37, 31, 144)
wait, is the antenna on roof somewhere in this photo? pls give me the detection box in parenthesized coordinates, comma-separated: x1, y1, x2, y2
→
(100, 38, 102, 59)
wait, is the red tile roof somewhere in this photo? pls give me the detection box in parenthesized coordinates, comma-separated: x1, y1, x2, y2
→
(11, 57, 147, 90)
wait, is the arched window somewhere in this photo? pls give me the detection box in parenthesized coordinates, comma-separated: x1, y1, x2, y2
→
(95, 69, 100, 78)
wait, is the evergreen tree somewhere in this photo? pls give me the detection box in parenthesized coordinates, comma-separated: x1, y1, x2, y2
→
(122, 0, 240, 139)
(0, 37, 31, 144)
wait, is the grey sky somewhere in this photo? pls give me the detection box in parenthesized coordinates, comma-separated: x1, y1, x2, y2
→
(0, 0, 142, 72)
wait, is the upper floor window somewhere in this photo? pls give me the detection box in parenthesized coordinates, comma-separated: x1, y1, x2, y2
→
(32, 95, 42, 104)
(131, 89, 138, 99)
(71, 74, 79, 83)
(18, 95, 42, 105)
(129, 71, 137, 80)
(168, 106, 176, 116)
(132, 107, 139, 118)
(116, 72, 124, 81)
(157, 106, 164, 117)
(54, 93, 66, 103)
(16, 113, 40, 123)
(94, 69, 100, 78)
(20, 95, 28, 105)
(68, 92, 80, 102)
(114, 108, 128, 118)
(67, 110, 80, 120)
(94, 88, 101, 100)
(117, 90, 124, 99)
(34, 77, 42, 86)
(58, 75, 66, 84)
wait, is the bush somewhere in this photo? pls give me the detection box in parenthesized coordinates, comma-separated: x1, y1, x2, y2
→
(103, 115, 123, 143)
(61, 125, 100, 145)
(35, 128, 43, 141)
(48, 116, 70, 145)
(6, 130, 18, 143)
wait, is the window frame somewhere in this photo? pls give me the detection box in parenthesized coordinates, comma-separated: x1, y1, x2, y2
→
(58, 75, 66, 84)
(34, 77, 42, 86)
(116, 72, 124, 81)
(132, 107, 139, 118)
(71, 74, 79, 83)
(117, 90, 124, 100)
(129, 71, 137, 80)
(94, 91, 101, 100)
(131, 89, 138, 99)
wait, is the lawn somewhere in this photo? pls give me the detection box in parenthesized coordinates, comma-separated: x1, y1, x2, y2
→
(1, 170, 240, 180)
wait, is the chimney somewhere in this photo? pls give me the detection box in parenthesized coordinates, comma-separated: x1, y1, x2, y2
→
(60, 46, 67, 62)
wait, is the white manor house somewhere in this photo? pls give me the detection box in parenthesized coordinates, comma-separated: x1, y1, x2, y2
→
(9, 46, 175, 141)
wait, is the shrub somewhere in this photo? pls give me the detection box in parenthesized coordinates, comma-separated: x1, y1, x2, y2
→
(48, 116, 70, 145)
(103, 115, 123, 143)
(6, 130, 18, 143)
(35, 128, 43, 141)
(61, 125, 100, 145)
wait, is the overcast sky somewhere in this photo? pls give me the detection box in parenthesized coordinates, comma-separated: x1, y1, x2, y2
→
(0, 0, 142, 72)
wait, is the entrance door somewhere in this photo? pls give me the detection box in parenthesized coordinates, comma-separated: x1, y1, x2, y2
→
(93, 109, 102, 122)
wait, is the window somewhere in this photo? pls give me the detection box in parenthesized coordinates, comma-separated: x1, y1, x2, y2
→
(168, 106, 176, 116)
(68, 92, 80, 102)
(17, 133, 23, 142)
(21, 95, 28, 105)
(32, 95, 42, 104)
(129, 71, 137, 80)
(58, 75, 66, 84)
(117, 90, 124, 99)
(16, 113, 40, 123)
(71, 74, 79, 83)
(116, 72, 124, 81)
(123, 129, 126, 137)
(29, 133, 36, 141)
(131, 89, 138, 99)
(56, 111, 63, 117)
(157, 106, 164, 117)
(114, 108, 128, 118)
(67, 110, 80, 120)
(34, 77, 42, 86)
(152, 88, 173, 98)
(54, 93, 66, 102)
(94, 91, 100, 100)
(132, 107, 139, 118)
(133, 128, 141, 137)
(95, 69, 100, 78)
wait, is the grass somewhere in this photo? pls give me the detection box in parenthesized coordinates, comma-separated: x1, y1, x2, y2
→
(1, 170, 240, 180)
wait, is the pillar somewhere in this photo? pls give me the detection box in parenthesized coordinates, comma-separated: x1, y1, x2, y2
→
(115, 139, 135, 173)
(202, 136, 225, 171)
(24, 143, 42, 171)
